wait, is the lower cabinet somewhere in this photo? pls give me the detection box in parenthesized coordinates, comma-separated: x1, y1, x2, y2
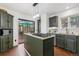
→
(76, 36, 79, 55)
(56, 34, 76, 53)
(0, 35, 8, 52)
(8, 34, 13, 49)
(0, 35, 13, 52)
(65, 36, 76, 53)
(43, 37, 54, 56)
(24, 35, 54, 56)
(56, 34, 65, 48)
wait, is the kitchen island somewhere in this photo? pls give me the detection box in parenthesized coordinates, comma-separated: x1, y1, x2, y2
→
(24, 33, 55, 56)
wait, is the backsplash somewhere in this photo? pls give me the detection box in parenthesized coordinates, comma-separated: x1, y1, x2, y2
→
(57, 27, 79, 35)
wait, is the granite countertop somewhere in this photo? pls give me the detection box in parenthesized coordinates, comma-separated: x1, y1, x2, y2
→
(24, 33, 55, 40)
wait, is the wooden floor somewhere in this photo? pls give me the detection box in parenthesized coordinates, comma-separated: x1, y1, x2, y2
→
(54, 47, 75, 56)
(0, 43, 75, 56)
(0, 44, 28, 56)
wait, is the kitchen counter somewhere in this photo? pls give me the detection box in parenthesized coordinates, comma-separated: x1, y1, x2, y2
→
(24, 33, 55, 40)
(24, 33, 54, 56)
(56, 33, 79, 36)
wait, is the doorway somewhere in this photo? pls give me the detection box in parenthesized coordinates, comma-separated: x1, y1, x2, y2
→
(18, 19, 35, 44)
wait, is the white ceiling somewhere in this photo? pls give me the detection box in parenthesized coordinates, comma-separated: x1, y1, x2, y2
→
(39, 3, 79, 15)
(0, 3, 33, 15)
(0, 3, 79, 16)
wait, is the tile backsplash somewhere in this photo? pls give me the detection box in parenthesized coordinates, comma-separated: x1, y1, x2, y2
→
(57, 27, 79, 35)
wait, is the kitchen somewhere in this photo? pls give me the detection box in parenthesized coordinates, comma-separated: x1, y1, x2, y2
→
(0, 3, 79, 56)
(24, 3, 79, 56)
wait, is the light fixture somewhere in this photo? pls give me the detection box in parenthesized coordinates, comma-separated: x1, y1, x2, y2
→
(33, 3, 40, 19)
(33, 3, 38, 7)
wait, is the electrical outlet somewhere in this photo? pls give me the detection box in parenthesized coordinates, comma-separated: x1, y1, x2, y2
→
(15, 39, 16, 42)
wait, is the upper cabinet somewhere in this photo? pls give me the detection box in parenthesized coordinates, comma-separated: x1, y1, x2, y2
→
(60, 15, 79, 29)
(0, 10, 8, 28)
(69, 16, 79, 27)
(7, 14, 13, 29)
(49, 16, 58, 27)
(0, 9, 13, 29)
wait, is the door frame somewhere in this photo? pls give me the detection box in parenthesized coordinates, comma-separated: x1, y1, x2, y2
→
(18, 18, 35, 32)
(18, 18, 35, 44)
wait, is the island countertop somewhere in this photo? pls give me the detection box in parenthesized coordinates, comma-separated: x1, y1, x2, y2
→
(56, 33, 79, 36)
(24, 33, 55, 40)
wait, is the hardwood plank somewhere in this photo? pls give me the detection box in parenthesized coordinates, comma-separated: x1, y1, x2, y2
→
(54, 47, 75, 56)
(0, 44, 28, 56)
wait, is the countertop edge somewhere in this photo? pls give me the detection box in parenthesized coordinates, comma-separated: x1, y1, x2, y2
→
(24, 33, 55, 40)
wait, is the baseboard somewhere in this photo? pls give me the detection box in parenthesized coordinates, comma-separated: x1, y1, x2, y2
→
(24, 48, 31, 56)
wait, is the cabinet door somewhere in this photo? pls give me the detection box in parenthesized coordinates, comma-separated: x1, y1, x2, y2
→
(43, 37, 54, 56)
(66, 36, 76, 53)
(8, 34, 13, 48)
(1, 12, 8, 28)
(49, 16, 58, 27)
(56, 35, 65, 48)
(0, 37, 1, 52)
(0, 35, 8, 52)
(76, 36, 79, 55)
(7, 14, 13, 29)
(56, 35, 61, 47)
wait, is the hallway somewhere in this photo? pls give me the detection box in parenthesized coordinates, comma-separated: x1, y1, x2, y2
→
(0, 44, 28, 56)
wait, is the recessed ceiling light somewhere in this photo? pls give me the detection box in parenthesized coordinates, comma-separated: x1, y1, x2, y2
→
(66, 6, 70, 9)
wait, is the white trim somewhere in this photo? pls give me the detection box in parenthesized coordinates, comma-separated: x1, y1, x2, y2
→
(24, 48, 31, 56)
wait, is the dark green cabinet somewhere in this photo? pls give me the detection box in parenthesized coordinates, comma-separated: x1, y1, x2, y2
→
(0, 35, 8, 52)
(8, 34, 13, 49)
(24, 35, 54, 56)
(76, 36, 79, 55)
(25, 35, 43, 56)
(65, 35, 76, 53)
(56, 34, 76, 53)
(0, 9, 13, 52)
(49, 16, 58, 27)
(0, 34, 13, 52)
(56, 34, 65, 48)
(7, 14, 13, 29)
(43, 37, 54, 56)
(0, 10, 8, 28)
(0, 9, 13, 29)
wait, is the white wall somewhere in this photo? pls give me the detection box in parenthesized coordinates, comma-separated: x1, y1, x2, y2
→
(7, 10, 32, 46)
(34, 13, 49, 34)
(40, 13, 49, 34)
(0, 6, 32, 46)
(50, 7, 79, 35)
